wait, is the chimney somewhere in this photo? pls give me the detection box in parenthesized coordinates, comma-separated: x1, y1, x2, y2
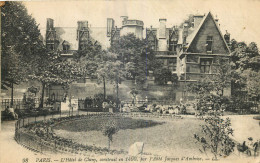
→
(224, 30, 230, 44)
(159, 18, 167, 39)
(77, 21, 88, 30)
(158, 19, 167, 51)
(183, 23, 189, 44)
(121, 16, 128, 26)
(107, 18, 115, 37)
(121, 16, 128, 21)
(193, 15, 204, 29)
(77, 21, 88, 41)
(46, 18, 54, 30)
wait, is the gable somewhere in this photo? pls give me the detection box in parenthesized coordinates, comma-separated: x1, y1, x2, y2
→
(187, 13, 230, 54)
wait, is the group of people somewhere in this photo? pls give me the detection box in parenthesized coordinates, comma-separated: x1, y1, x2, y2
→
(119, 103, 187, 114)
(147, 104, 187, 114)
(4, 106, 18, 120)
(84, 97, 114, 108)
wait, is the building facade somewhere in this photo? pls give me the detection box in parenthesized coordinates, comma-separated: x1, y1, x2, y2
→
(45, 12, 231, 102)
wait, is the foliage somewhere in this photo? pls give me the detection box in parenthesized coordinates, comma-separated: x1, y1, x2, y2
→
(75, 41, 104, 79)
(242, 70, 260, 102)
(130, 88, 139, 105)
(194, 117, 235, 159)
(179, 14, 194, 28)
(211, 58, 232, 96)
(28, 86, 39, 95)
(187, 58, 232, 115)
(24, 96, 36, 110)
(106, 95, 118, 103)
(29, 51, 85, 108)
(230, 40, 260, 71)
(109, 33, 158, 86)
(1, 1, 43, 90)
(154, 67, 178, 85)
(229, 39, 260, 112)
(45, 98, 56, 106)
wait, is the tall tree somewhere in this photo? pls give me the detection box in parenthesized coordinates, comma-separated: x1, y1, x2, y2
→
(1, 1, 44, 105)
(187, 58, 232, 113)
(29, 52, 85, 108)
(95, 51, 119, 100)
(230, 40, 260, 106)
(109, 33, 157, 86)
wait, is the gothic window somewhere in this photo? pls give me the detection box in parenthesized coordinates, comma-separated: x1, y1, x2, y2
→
(63, 45, 70, 51)
(62, 41, 70, 51)
(206, 36, 213, 52)
(48, 44, 54, 51)
(200, 58, 212, 73)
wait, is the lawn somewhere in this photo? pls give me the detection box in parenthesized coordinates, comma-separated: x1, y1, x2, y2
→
(53, 116, 205, 157)
(53, 116, 164, 131)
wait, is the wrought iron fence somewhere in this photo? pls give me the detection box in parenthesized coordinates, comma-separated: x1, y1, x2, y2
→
(14, 111, 182, 156)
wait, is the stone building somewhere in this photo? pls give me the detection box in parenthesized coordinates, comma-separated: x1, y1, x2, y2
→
(45, 18, 107, 58)
(107, 16, 144, 45)
(144, 12, 231, 101)
(44, 12, 231, 102)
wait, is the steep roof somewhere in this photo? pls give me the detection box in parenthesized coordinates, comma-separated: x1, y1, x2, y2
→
(185, 12, 231, 54)
(44, 27, 109, 50)
(55, 27, 78, 50)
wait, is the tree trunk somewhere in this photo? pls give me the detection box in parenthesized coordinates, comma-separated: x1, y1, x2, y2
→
(39, 82, 45, 108)
(11, 82, 14, 107)
(103, 76, 106, 101)
(108, 138, 110, 151)
(116, 80, 119, 109)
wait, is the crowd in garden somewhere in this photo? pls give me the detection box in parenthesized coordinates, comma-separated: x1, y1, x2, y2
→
(120, 103, 188, 115)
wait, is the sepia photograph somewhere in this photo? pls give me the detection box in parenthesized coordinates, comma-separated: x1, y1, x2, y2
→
(0, 0, 260, 163)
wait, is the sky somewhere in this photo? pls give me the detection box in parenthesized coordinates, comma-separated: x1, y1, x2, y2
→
(23, 0, 260, 46)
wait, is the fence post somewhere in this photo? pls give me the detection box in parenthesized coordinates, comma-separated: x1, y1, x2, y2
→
(35, 116, 36, 123)
(41, 141, 43, 153)
(55, 140, 56, 151)
(23, 118, 24, 127)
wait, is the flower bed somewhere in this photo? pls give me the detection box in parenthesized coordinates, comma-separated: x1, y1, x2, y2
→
(15, 113, 128, 155)
(14, 112, 186, 156)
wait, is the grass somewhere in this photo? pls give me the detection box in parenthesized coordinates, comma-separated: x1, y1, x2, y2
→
(53, 116, 205, 157)
(53, 116, 164, 132)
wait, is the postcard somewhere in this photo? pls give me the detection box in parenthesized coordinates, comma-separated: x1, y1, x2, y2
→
(1, 0, 259, 163)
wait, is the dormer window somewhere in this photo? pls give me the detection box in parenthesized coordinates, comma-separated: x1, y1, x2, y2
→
(62, 40, 70, 51)
(206, 36, 213, 53)
(49, 44, 54, 51)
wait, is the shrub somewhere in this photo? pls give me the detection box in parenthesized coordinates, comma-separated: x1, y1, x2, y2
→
(101, 119, 119, 151)
(194, 116, 235, 160)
